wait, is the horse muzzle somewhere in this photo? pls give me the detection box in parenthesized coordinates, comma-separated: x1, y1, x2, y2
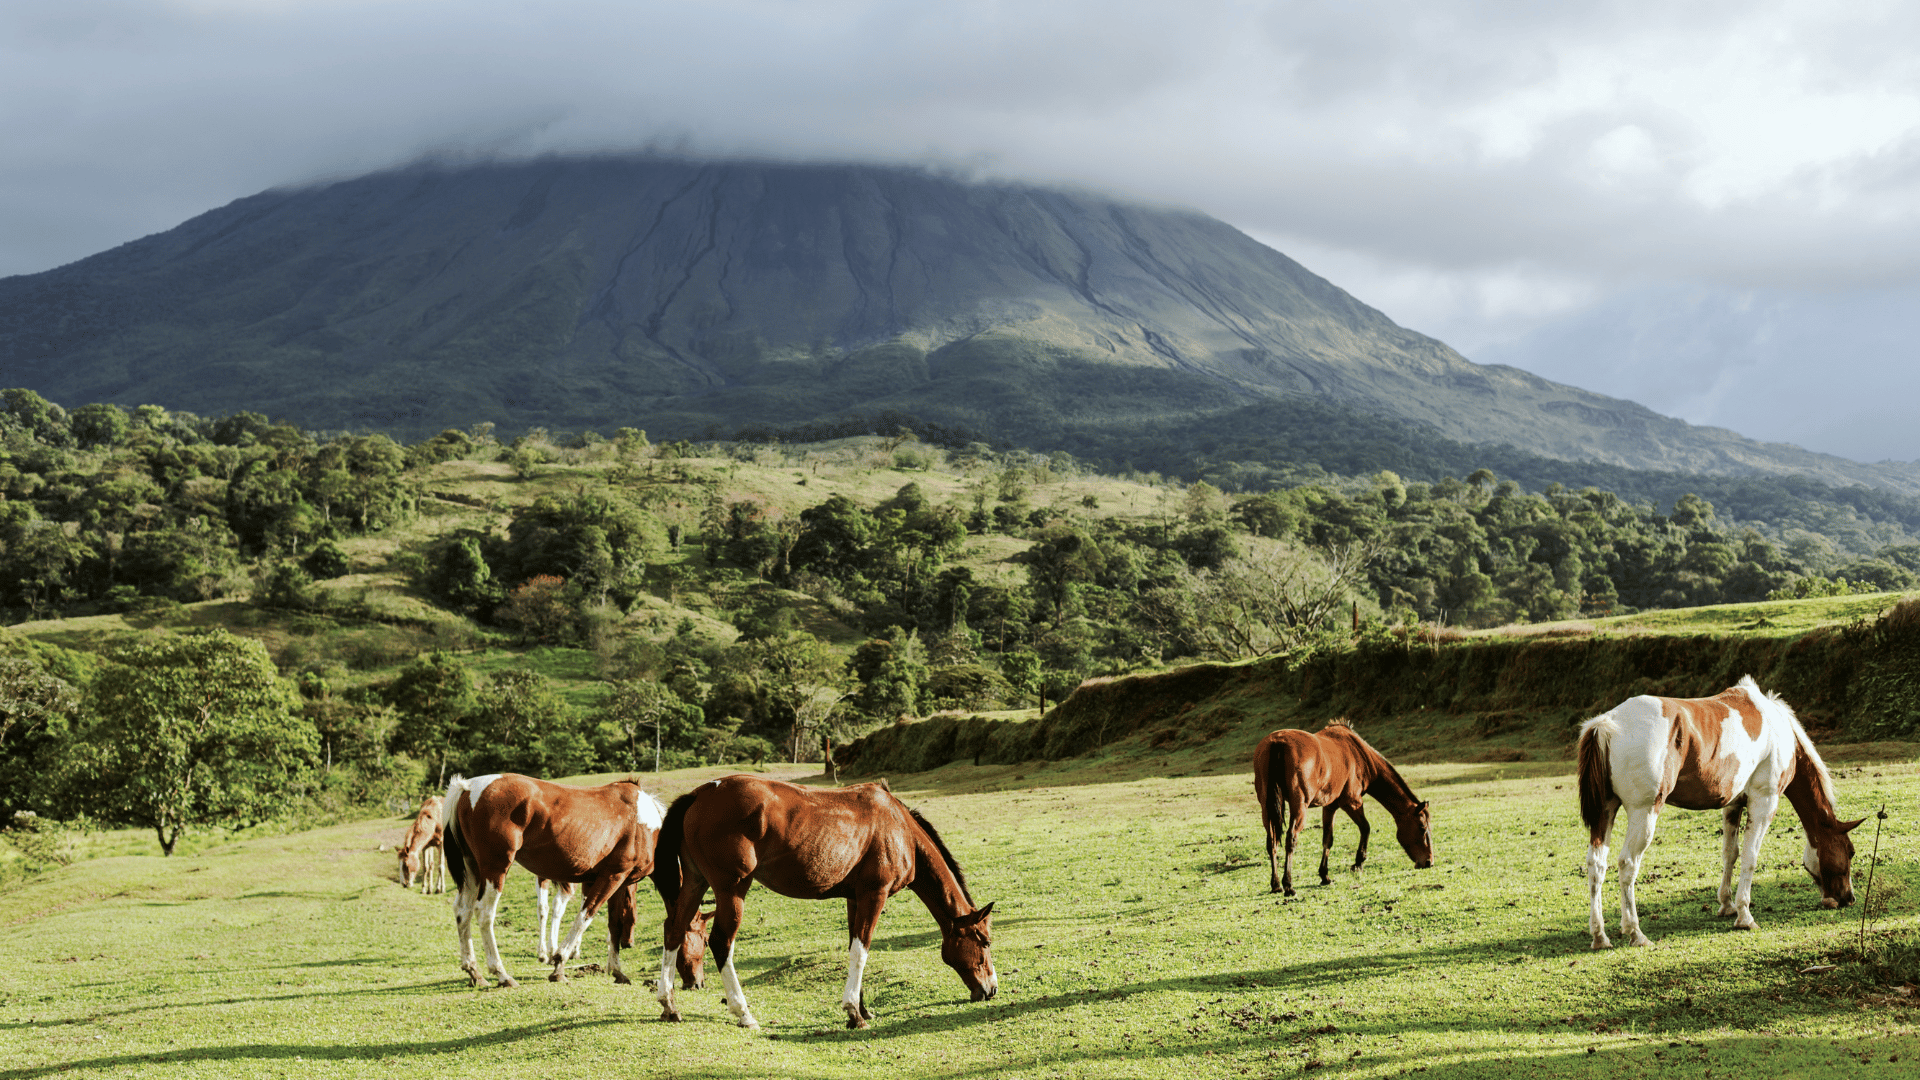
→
(1415, 859, 1433, 870)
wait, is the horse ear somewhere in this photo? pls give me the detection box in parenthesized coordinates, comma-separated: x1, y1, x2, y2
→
(1841, 817, 1867, 833)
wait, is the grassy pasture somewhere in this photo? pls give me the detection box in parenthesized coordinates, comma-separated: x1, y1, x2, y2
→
(3, 755, 1918, 1079)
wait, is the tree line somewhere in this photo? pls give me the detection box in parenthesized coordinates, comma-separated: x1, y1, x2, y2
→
(5, 388, 1919, 855)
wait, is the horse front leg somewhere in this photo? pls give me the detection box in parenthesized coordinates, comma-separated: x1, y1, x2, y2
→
(1281, 795, 1307, 897)
(477, 879, 517, 986)
(1348, 803, 1371, 875)
(1729, 794, 1779, 931)
(1615, 805, 1659, 948)
(1318, 806, 1337, 885)
(535, 879, 554, 963)
(842, 894, 889, 1028)
(1587, 799, 1619, 950)
(552, 877, 616, 982)
(657, 866, 712, 1022)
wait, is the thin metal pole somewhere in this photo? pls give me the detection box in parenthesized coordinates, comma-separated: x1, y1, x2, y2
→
(1859, 803, 1888, 954)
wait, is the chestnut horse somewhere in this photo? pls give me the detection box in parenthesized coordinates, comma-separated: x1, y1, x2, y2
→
(1578, 677, 1861, 949)
(442, 773, 707, 988)
(397, 795, 445, 893)
(652, 775, 996, 1029)
(1253, 719, 1433, 896)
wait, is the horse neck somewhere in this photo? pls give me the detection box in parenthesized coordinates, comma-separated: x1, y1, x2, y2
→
(1782, 740, 1844, 835)
(1353, 741, 1418, 815)
(907, 834, 975, 928)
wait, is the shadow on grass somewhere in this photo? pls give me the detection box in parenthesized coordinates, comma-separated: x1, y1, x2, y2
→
(0, 1018, 629, 1079)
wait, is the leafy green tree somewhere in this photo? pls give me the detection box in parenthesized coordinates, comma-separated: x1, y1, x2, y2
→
(60, 630, 314, 854)
(385, 652, 473, 786)
(465, 669, 589, 778)
(0, 655, 81, 816)
(594, 680, 704, 772)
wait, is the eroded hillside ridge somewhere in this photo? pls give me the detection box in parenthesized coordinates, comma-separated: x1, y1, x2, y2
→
(839, 600, 1920, 775)
(4, 155, 1913, 491)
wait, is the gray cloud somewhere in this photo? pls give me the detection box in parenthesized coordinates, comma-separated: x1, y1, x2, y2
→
(4, 0, 1919, 459)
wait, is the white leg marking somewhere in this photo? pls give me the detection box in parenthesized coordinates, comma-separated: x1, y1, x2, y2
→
(551, 889, 574, 960)
(536, 881, 553, 962)
(552, 910, 592, 979)
(841, 939, 871, 1025)
(656, 946, 680, 1017)
(721, 954, 759, 1029)
(478, 883, 515, 986)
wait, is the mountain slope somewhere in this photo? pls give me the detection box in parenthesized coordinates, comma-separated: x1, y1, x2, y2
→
(3, 154, 1913, 491)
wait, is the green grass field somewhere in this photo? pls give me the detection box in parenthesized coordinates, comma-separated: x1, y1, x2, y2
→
(4, 753, 1918, 1079)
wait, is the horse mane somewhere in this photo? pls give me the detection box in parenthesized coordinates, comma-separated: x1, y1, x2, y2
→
(1739, 675, 1836, 809)
(908, 807, 975, 907)
(1322, 717, 1353, 730)
(1327, 721, 1419, 804)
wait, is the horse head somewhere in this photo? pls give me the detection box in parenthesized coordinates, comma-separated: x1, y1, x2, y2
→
(1803, 817, 1865, 908)
(1395, 800, 1434, 869)
(397, 845, 420, 889)
(672, 910, 715, 989)
(942, 901, 997, 1002)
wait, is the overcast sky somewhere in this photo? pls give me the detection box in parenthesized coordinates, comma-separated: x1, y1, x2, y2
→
(5, 0, 1919, 462)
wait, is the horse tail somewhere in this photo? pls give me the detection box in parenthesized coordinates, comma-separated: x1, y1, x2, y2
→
(649, 789, 700, 909)
(1256, 735, 1288, 841)
(442, 775, 472, 893)
(1576, 716, 1617, 836)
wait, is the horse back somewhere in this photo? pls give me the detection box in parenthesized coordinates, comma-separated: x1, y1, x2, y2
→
(1257, 727, 1366, 808)
(684, 774, 915, 899)
(1600, 684, 1792, 812)
(459, 773, 660, 883)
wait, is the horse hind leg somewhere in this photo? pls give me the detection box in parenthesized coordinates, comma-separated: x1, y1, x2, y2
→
(1587, 798, 1619, 950)
(708, 890, 760, 1029)
(454, 869, 483, 986)
(1615, 804, 1659, 948)
(1281, 794, 1307, 897)
(1729, 793, 1780, 931)
(1716, 801, 1745, 918)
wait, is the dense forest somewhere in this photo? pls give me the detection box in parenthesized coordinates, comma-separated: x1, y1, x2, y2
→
(4, 387, 1919, 854)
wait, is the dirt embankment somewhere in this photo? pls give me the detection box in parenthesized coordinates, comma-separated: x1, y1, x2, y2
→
(840, 601, 1920, 775)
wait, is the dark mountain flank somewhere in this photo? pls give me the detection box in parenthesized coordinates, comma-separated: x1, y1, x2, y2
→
(3, 155, 1913, 490)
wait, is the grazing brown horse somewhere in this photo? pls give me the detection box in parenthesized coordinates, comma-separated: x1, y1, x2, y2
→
(397, 795, 445, 893)
(652, 775, 996, 1029)
(1578, 677, 1861, 948)
(1253, 719, 1434, 896)
(444, 773, 708, 988)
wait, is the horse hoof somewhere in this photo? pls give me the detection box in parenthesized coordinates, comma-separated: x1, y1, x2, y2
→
(659, 1008, 682, 1022)
(613, 972, 632, 985)
(498, 976, 518, 988)
(549, 971, 567, 982)
(1590, 938, 1612, 950)
(1627, 937, 1652, 948)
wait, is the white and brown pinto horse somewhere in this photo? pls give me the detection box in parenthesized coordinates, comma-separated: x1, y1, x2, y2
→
(652, 775, 996, 1030)
(1578, 676, 1861, 949)
(397, 795, 445, 893)
(443, 773, 706, 988)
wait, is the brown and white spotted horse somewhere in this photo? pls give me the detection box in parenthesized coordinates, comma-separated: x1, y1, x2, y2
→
(652, 775, 996, 1029)
(1577, 676, 1861, 949)
(442, 773, 707, 988)
(1253, 718, 1434, 896)
(397, 795, 445, 894)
